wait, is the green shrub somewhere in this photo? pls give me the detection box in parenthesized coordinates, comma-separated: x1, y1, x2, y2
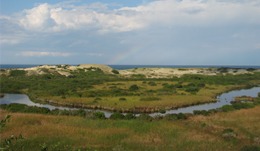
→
(129, 84, 139, 91)
(9, 70, 26, 76)
(176, 113, 187, 120)
(241, 145, 260, 151)
(159, 109, 166, 114)
(92, 112, 106, 119)
(164, 114, 178, 121)
(193, 110, 210, 116)
(125, 113, 136, 120)
(232, 102, 254, 110)
(110, 112, 125, 119)
(221, 105, 235, 112)
(111, 69, 119, 74)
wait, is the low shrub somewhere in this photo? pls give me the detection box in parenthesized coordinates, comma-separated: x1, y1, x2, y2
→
(220, 105, 235, 112)
(125, 113, 136, 120)
(164, 114, 178, 121)
(9, 70, 26, 76)
(129, 84, 139, 91)
(241, 145, 260, 151)
(193, 110, 210, 116)
(92, 112, 106, 119)
(137, 114, 153, 121)
(232, 102, 254, 110)
(159, 109, 166, 114)
(176, 113, 188, 120)
(110, 112, 125, 119)
(111, 69, 119, 74)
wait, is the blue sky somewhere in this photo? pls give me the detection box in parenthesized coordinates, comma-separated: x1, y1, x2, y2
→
(0, 0, 260, 65)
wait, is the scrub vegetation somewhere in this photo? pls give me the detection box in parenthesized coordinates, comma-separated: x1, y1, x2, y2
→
(0, 65, 260, 150)
(1, 67, 260, 113)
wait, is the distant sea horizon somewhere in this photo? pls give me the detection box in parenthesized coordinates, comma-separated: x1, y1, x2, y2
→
(0, 64, 260, 70)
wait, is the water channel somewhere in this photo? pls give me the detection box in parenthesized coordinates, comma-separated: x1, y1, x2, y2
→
(1, 87, 260, 117)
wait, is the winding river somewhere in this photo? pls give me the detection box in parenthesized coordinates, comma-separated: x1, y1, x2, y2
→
(1, 87, 260, 117)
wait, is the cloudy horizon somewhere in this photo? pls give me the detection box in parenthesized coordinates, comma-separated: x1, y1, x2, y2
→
(0, 0, 260, 65)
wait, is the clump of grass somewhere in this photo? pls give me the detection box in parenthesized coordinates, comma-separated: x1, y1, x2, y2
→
(119, 98, 127, 101)
(140, 97, 161, 101)
(241, 145, 260, 151)
(222, 128, 237, 140)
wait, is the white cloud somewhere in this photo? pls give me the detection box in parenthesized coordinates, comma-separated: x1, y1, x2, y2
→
(18, 51, 72, 57)
(5, 0, 260, 34)
(19, 3, 51, 30)
(14, 0, 260, 33)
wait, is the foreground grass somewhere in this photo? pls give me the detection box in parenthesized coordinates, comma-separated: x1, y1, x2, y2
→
(1, 106, 260, 151)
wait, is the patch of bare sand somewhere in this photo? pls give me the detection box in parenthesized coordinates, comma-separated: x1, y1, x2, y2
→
(119, 68, 218, 78)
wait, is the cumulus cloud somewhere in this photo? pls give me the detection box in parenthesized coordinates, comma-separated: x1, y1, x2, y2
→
(18, 3, 145, 32)
(15, 0, 260, 33)
(1, 0, 260, 65)
(18, 51, 72, 57)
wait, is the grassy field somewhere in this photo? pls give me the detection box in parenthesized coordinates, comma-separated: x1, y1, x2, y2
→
(1, 105, 260, 150)
(1, 68, 260, 112)
(43, 84, 236, 112)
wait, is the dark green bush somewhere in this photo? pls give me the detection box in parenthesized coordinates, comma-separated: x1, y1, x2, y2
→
(232, 102, 254, 110)
(193, 110, 210, 116)
(125, 113, 136, 120)
(9, 70, 26, 76)
(110, 112, 125, 119)
(92, 112, 106, 119)
(220, 105, 235, 112)
(241, 145, 260, 151)
(111, 69, 119, 74)
(159, 109, 166, 114)
(129, 84, 139, 91)
(176, 113, 187, 120)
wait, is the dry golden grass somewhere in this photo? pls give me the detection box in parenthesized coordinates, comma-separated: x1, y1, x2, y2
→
(1, 106, 260, 150)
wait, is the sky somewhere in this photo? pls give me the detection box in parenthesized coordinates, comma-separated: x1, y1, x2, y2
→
(0, 0, 260, 65)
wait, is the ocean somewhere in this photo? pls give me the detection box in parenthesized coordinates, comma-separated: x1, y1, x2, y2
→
(0, 64, 260, 70)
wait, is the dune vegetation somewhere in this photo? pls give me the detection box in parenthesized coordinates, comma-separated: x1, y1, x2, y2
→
(1, 65, 260, 113)
(1, 65, 260, 150)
